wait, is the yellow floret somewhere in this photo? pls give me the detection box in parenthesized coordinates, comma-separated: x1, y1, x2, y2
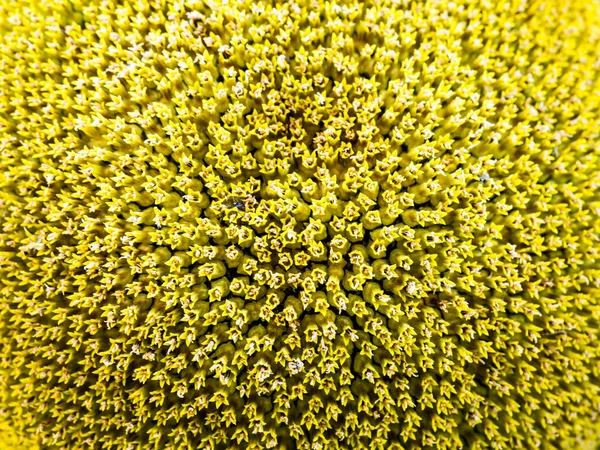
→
(1, 0, 600, 449)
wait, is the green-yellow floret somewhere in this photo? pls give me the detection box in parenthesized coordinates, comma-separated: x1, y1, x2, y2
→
(1, 0, 600, 449)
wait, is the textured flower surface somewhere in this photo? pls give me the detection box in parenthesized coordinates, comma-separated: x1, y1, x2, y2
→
(1, 0, 600, 449)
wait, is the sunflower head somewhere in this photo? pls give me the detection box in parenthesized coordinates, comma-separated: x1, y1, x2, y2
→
(1, 0, 600, 449)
